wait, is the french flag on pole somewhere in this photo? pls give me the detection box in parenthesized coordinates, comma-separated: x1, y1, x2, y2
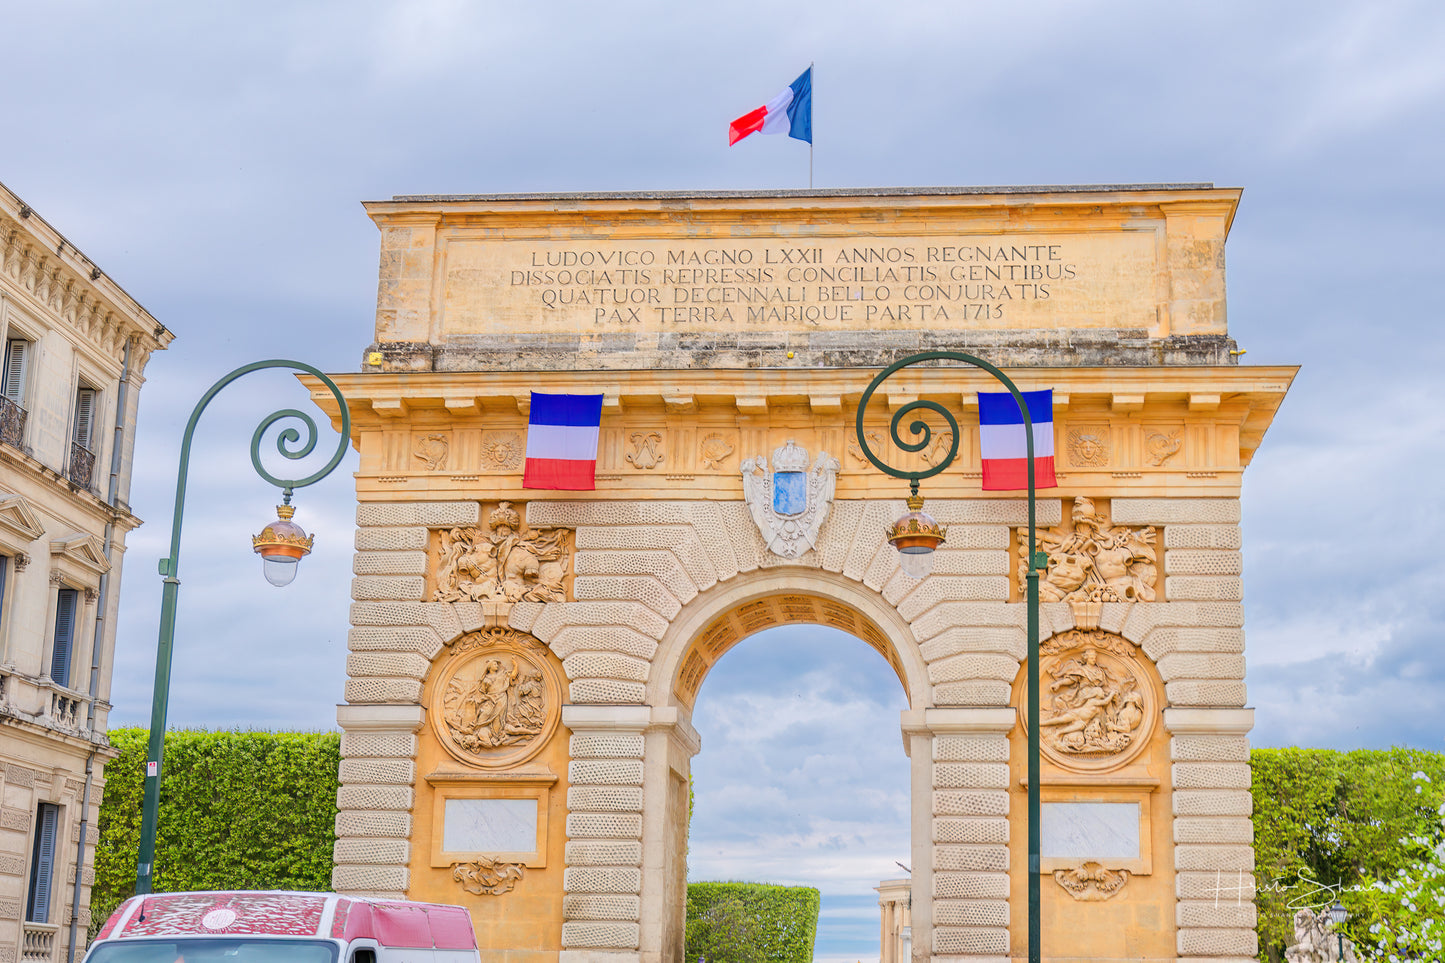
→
(978, 390, 1058, 491)
(729, 67, 813, 146)
(523, 392, 604, 490)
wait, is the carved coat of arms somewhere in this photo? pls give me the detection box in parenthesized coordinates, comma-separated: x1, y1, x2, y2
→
(740, 439, 840, 558)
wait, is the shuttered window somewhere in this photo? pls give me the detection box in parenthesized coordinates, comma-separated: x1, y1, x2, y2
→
(73, 387, 96, 450)
(2, 340, 28, 404)
(26, 803, 59, 922)
(51, 588, 77, 689)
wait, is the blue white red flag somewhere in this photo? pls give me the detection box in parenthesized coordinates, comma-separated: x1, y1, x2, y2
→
(977, 389, 1057, 491)
(729, 68, 813, 146)
(523, 392, 604, 490)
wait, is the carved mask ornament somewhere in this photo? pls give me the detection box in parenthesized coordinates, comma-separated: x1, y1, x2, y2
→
(431, 628, 561, 770)
(740, 439, 840, 558)
(1021, 629, 1157, 772)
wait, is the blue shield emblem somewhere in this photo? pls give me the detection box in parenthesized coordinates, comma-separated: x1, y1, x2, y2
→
(773, 472, 807, 515)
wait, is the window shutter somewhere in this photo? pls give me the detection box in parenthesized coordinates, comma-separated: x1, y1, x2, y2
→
(51, 588, 77, 689)
(2, 340, 27, 403)
(26, 803, 58, 922)
(73, 387, 96, 449)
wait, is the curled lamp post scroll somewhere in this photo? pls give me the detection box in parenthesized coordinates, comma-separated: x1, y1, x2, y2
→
(854, 350, 1047, 963)
(134, 360, 351, 894)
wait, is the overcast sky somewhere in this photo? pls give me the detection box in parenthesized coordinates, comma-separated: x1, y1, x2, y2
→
(3, 1, 1443, 960)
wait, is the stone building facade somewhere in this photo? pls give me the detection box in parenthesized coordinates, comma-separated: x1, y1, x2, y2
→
(320, 186, 1291, 962)
(0, 182, 172, 963)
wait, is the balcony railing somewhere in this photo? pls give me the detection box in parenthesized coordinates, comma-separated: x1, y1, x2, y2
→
(0, 396, 26, 449)
(21, 923, 57, 963)
(67, 442, 95, 489)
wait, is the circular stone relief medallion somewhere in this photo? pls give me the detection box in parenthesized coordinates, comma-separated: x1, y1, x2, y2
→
(1018, 629, 1157, 773)
(431, 628, 561, 769)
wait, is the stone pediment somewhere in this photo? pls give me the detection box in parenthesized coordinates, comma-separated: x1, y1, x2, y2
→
(0, 493, 46, 543)
(49, 532, 110, 575)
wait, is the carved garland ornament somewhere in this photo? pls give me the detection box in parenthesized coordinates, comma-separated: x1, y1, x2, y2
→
(1018, 496, 1157, 603)
(434, 502, 570, 603)
(1023, 629, 1156, 772)
(432, 627, 561, 770)
(452, 857, 525, 896)
(1053, 862, 1129, 901)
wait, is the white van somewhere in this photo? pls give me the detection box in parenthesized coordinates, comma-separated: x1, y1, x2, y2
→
(85, 891, 480, 963)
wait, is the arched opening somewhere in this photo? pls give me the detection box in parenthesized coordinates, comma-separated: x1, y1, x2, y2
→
(648, 571, 931, 963)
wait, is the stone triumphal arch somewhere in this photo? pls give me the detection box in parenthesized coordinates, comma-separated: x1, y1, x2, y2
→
(315, 186, 1293, 962)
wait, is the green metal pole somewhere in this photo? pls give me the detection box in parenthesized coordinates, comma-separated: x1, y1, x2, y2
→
(851, 351, 1043, 961)
(133, 360, 351, 895)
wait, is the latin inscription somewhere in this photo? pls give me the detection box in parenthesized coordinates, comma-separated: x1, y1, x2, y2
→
(441, 233, 1156, 336)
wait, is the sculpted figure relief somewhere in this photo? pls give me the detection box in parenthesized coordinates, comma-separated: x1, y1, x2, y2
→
(1019, 496, 1157, 603)
(433, 628, 560, 769)
(1027, 629, 1155, 770)
(435, 502, 570, 603)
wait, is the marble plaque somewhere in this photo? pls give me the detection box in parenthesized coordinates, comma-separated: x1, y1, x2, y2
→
(1041, 802, 1139, 860)
(442, 798, 538, 854)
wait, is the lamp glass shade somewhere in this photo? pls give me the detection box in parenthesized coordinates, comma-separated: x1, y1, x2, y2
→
(897, 546, 935, 579)
(262, 555, 299, 587)
(1327, 902, 1348, 925)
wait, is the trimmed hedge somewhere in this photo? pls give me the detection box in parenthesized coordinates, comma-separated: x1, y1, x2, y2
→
(1253, 747, 1445, 962)
(92, 729, 340, 931)
(685, 882, 820, 963)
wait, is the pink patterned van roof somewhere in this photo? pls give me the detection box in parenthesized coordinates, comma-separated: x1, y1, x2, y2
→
(96, 892, 476, 951)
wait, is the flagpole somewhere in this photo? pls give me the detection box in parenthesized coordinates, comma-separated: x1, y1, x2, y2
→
(809, 61, 815, 189)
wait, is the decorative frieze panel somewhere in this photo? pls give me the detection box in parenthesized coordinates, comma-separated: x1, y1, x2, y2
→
(1053, 862, 1129, 900)
(433, 502, 572, 603)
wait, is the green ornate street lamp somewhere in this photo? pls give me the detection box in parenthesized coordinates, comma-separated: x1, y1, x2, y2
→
(134, 360, 351, 895)
(854, 351, 1047, 963)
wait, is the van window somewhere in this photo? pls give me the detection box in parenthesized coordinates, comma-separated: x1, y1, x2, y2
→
(351, 951, 375, 963)
(86, 940, 340, 963)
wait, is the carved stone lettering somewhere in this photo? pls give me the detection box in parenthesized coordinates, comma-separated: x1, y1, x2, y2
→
(1018, 496, 1157, 603)
(435, 503, 570, 603)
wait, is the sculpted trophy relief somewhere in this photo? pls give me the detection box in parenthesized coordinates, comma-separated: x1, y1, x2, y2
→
(434, 502, 570, 603)
(1025, 629, 1156, 771)
(1019, 496, 1158, 603)
(432, 628, 561, 769)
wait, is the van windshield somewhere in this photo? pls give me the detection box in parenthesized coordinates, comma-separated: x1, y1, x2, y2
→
(87, 940, 339, 963)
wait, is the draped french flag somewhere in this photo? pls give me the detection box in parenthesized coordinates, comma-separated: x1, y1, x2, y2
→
(523, 392, 604, 490)
(729, 68, 813, 146)
(978, 390, 1057, 491)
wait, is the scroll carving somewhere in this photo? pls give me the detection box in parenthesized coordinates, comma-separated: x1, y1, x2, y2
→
(1025, 629, 1156, 771)
(433, 628, 560, 769)
(452, 857, 525, 896)
(1053, 862, 1129, 901)
(413, 433, 449, 471)
(1018, 496, 1157, 603)
(626, 431, 665, 469)
(434, 503, 570, 603)
(1144, 429, 1182, 466)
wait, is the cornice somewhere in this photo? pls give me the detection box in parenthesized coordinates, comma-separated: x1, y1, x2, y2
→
(0, 186, 174, 365)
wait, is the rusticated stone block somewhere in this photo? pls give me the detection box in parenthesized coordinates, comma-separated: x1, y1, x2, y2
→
(934, 763, 1010, 790)
(335, 810, 411, 838)
(1177, 927, 1257, 957)
(934, 791, 1009, 818)
(928, 653, 1022, 685)
(568, 760, 644, 786)
(563, 866, 642, 894)
(1166, 680, 1248, 707)
(355, 526, 429, 552)
(1174, 790, 1253, 818)
(933, 681, 1012, 707)
(357, 502, 478, 528)
(348, 626, 444, 657)
(1165, 575, 1244, 601)
(1176, 901, 1257, 928)
(919, 627, 1026, 663)
(1174, 844, 1254, 872)
(931, 925, 1009, 954)
(333, 838, 410, 864)
(566, 813, 643, 838)
(346, 651, 431, 680)
(339, 758, 415, 785)
(1111, 498, 1240, 525)
(332, 864, 408, 895)
(1157, 653, 1245, 682)
(1166, 550, 1243, 576)
(1171, 735, 1251, 762)
(336, 785, 413, 811)
(1173, 763, 1251, 790)
(933, 844, 1009, 872)
(933, 817, 1009, 844)
(551, 626, 660, 661)
(932, 871, 1010, 900)
(353, 551, 429, 576)
(1174, 816, 1253, 845)
(570, 679, 647, 704)
(933, 735, 1010, 763)
(532, 602, 669, 643)
(340, 732, 417, 759)
(932, 899, 1008, 927)
(564, 840, 644, 866)
(572, 575, 683, 619)
(567, 786, 645, 811)
(1164, 524, 1242, 550)
(562, 652, 650, 683)
(344, 678, 423, 705)
(570, 734, 645, 759)
(562, 894, 642, 921)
